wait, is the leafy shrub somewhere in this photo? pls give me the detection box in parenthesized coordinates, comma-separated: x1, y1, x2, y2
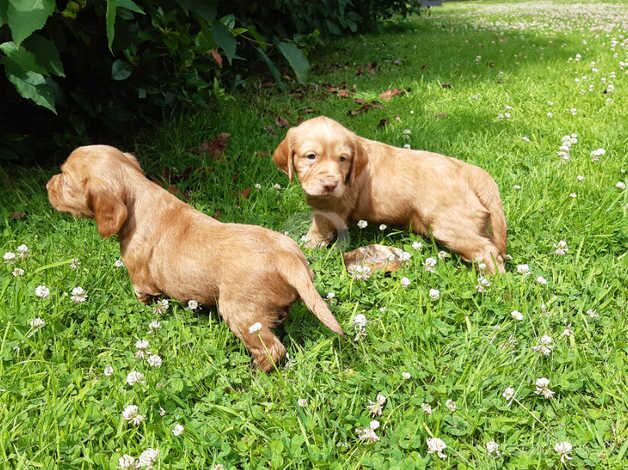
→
(0, 0, 422, 163)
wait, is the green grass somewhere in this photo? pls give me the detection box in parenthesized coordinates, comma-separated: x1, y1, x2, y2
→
(1, 1, 627, 468)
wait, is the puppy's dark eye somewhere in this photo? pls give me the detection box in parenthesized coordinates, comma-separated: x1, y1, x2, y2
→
(306, 153, 316, 160)
(339, 156, 348, 162)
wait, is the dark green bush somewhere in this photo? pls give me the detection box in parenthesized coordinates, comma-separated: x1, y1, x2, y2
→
(0, 0, 422, 164)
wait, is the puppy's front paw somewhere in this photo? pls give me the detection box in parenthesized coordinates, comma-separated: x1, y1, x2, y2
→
(302, 234, 332, 248)
(134, 287, 153, 304)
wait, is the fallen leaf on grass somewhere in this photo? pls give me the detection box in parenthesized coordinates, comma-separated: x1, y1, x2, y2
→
(434, 112, 449, 119)
(356, 62, 378, 76)
(275, 116, 290, 128)
(210, 49, 223, 68)
(343, 244, 410, 279)
(191, 133, 231, 159)
(9, 211, 27, 220)
(348, 101, 382, 116)
(379, 88, 401, 101)
(240, 188, 252, 199)
(378, 118, 390, 128)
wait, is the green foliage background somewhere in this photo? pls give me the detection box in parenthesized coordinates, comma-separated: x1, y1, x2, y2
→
(0, 0, 422, 163)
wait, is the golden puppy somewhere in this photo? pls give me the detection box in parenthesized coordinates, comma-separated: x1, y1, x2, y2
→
(273, 116, 507, 273)
(47, 145, 343, 371)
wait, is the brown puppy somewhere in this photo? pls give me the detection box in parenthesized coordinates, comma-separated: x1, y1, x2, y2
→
(47, 145, 343, 371)
(273, 116, 507, 273)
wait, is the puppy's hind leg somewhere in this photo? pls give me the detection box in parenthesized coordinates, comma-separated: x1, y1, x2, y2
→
(218, 296, 286, 372)
(431, 219, 504, 274)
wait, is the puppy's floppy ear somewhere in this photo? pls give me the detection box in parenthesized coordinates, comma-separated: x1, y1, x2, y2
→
(272, 128, 294, 182)
(349, 137, 368, 185)
(87, 180, 128, 238)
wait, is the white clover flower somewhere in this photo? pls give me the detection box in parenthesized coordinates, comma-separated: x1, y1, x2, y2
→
(446, 399, 456, 411)
(147, 354, 162, 368)
(353, 314, 367, 329)
(569, 192, 577, 198)
(616, 181, 626, 190)
(172, 423, 184, 436)
(402, 128, 412, 136)
(326, 292, 335, 299)
(429, 288, 440, 301)
(355, 420, 380, 443)
(357, 220, 368, 229)
(513, 184, 522, 190)
(153, 299, 169, 314)
(272, 183, 282, 190)
(35, 285, 50, 299)
(502, 386, 515, 401)
(399, 251, 411, 261)
(554, 240, 568, 255)
(422, 403, 433, 414)
(536, 276, 548, 285)
(254, 183, 262, 189)
(511, 310, 524, 321)
(427, 437, 447, 459)
(212, 465, 225, 470)
(367, 393, 387, 416)
(554, 441, 573, 463)
(148, 320, 161, 331)
(534, 377, 554, 399)
(475, 275, 490, 293)
(400, 277, 411, 288)
(547, 112, 553, 118)
(402, 371, 411, 380)
(411, 241, 423, 250)
(574, 53, 581, 61)
(104, 365, 114, 376)
(586, 309, 599, 318)
(379, 224, 387, 231)
(475, 55, 482, 63)
(437, 251, 450, 260)
(568, 107, 577, 116)
(348, 264, 371, 280)
(516, 264, 530, 275)
(12, 267, 25, 277)
(16, 244, 29, 258)
(424, 257, 437, 272)
(486, 441, 500, 456)
(248, 322, 262, 334)
(114, 259, 125, 268)
(606, 83, 615, 93)
(532, 335, 554, 356)
(590, 148, 605, 161)
(126, 371, 145, 386)
(118, 454, 136, 469)
(562, 325, 573, 337)
(138, 448, 159, 468)
(576, 175, 584, 181)
(70, 287, 87, 303)
(521, 136, 531, 143)
(187, 299, 199, 311)
(30, 317, 45, 329)
(3, 251, 16, 263)
(159, 407, 166, 416)
(135, 339, 149, 350)
(122, 405, 145, 426)
(297, 398, 308, 407)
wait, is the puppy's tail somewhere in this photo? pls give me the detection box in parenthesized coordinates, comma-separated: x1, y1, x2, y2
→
(469, 167, 507, 255)
(281, 259, 344, 336)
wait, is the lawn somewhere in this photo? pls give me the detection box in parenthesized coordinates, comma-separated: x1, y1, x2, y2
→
(1, 1, 626, 468)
